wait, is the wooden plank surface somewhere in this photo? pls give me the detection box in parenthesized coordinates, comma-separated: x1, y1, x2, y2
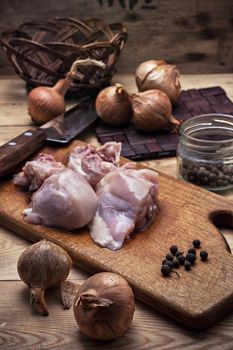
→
(1, 282, 233, 350)
(0, 74, 233, 348)
(0, 0, 233, 74)
(1, 139, 233, 330)
(1, 231, 233, 350)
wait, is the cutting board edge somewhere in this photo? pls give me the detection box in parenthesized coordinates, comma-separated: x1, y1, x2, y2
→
(1, 211, 233, 331)
(133, 283, 233, 331)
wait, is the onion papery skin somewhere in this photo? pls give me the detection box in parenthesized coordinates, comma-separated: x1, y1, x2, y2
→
(135, 60, 181, 105)
(131, 89, 181, 132)
(95, 85, 132, 126)
(73, 272, 135, 341)
(28, 87, 66, 125)
(17, 240, 72, 315)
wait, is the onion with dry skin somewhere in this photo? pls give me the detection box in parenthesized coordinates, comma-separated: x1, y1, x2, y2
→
(28, 58, 106, 125)
(73, 272, 135, 341)
(130, 89, 181, 132)
(95, 84, 132, 126)
(17, 239, 72, 316)
(27, 74, 72, 125)
(135, 59, 181, 104)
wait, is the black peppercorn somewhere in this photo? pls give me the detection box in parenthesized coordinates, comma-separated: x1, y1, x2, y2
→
(172, 258, 180, 268)
(170, 245, 178, 255)
(186, 253, 196, 264)
(188, 248, 196, 255)
(193, 239, 201, 248)
(161, 264, 171, 276)
(166, 253, 174, 261)
(184, 261, 192, 271)
(175, 250, 183, 257)
(179, 157, 233, 189)
(164, 260, 173, 268)
(200, 250, 208, 261)
(178, 254, 185, 265)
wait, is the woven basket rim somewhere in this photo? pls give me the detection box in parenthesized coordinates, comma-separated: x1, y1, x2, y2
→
(0, 17, 128, 93)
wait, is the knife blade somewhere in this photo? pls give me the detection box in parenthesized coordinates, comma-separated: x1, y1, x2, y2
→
(0, 96, 98, 176)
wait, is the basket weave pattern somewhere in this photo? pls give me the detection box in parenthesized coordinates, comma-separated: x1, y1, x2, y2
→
(0, 17, 127, 94)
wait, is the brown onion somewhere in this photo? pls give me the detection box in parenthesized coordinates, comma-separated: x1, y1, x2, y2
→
(17, 239, 72, 315)
(28, 58, 106, 125)
(95, 84, 132, 126)
(27, 75, 72, 125)
(130, 89, 181, 132)
(135, 60, 181, 104)
(73, 272, 135, 341)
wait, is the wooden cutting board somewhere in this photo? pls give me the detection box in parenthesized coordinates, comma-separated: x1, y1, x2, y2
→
(0, 140, 233, 330)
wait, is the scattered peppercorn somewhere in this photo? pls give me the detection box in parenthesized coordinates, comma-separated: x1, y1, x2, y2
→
(172, 258, 180, 268)
(164, 260, 173, 268)
(161, 264, 171, 276)
(178, 254, 185, 265)
(166, 253, 174, 261)
(200, 250, 208, 261)
(188, 248, 196, 255)
(184, 261, 192, 271)
(161, 240, 207, 277)
(175, 251, 183, 257)
(193, 239, 201, 248)
(186, 253, 196, 264)
(170, 245, 178, 255)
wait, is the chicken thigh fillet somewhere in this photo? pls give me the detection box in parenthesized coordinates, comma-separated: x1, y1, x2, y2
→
(89, 165, 159, 250)
(23, 169, 98, 230)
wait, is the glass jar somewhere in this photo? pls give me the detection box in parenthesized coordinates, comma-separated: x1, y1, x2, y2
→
(177, 113, 233, 191)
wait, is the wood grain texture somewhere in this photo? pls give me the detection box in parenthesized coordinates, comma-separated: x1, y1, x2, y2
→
(0, 74, 233, 348)
(0, 227, 89, 281)
(1, 225, 232, 349)
(0, 0, 232, 75)
(0, 139, 233, 330)
(1, 280, 233, 350)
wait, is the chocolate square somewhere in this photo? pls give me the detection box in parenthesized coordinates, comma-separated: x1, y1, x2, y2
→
(146, 142, 163, 152)
(199, 86, 225, 96)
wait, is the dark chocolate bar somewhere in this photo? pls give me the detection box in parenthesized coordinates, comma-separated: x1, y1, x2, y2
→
(95, 86, 233, 160)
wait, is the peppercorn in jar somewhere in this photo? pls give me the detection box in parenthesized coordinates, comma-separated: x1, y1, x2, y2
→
(177, 113, 233, 191)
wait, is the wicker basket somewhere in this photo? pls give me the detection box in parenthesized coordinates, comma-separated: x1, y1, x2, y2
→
(0, 17, 127, 96)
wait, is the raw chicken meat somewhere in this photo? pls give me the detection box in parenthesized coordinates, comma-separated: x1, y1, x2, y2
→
(23, 168, 98, 230)
(68, 142, 121, 187)
(89, 164, 159, 250)
(13, 153, 65, 191)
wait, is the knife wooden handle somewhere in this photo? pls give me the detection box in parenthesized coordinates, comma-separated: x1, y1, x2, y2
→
(0, 129, 47, 177)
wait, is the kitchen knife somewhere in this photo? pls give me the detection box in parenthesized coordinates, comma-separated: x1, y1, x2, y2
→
(0, 96, 98, 176)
